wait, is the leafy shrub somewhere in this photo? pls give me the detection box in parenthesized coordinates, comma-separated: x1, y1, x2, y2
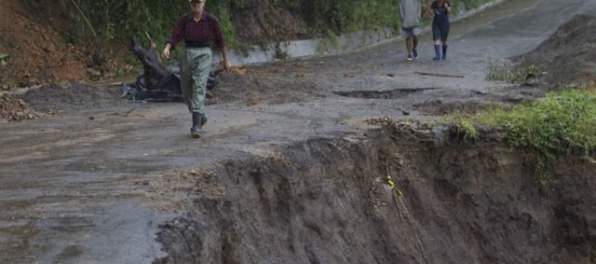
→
(486, 59, 545, 83)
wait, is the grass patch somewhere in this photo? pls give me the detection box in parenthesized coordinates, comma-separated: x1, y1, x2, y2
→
(486, 59, 545, 83)
(443, 87, 596, 186)
(456, 120, 478, 143)
(0, 53, 9, 66)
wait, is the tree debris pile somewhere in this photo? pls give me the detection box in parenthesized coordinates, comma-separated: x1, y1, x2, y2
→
(120, 38, 221, 102)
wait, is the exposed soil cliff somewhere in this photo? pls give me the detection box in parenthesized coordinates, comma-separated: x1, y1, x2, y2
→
(153, 123, 596, 264)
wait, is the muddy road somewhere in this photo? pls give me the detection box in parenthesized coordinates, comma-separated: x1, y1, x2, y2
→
(1, 0, 595, 263)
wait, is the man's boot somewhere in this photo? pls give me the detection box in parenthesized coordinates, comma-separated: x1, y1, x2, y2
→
(201, 113, 208, 127)
(190, 112, 203, 138)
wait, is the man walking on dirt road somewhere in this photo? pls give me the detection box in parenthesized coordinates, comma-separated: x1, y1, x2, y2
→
(162, 0, 231, 138)
(399, 0, 424, 60)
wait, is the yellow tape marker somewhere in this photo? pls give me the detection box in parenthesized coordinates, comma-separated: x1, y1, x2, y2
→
(386, 175, 403, 197)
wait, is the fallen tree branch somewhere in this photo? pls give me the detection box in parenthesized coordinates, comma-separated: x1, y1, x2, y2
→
(415, 71, 465, 78)
(69, 0, 97, 38)
(107, 107, 137, 117)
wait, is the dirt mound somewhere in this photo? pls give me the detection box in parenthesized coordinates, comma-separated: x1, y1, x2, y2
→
(0, 0, 92, 88)
(0, 94, 46, 122)
(513, 15, 596, 86)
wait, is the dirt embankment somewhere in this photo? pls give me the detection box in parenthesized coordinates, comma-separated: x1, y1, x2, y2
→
(0, 0, 91, 87)
(513, 14, 596, 88)
(153, 123, 596, 264)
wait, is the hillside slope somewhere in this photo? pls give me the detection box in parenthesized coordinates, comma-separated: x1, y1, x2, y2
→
(0, 0, 90, 87)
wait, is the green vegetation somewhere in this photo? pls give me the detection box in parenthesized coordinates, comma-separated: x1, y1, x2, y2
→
(55, 0, 189, 46)
(0, 53, 9, 66)
(456, 120, 478, 143)
(444, 87, 596, 187)
(486, 59, 545, 83)
(274, 44, 289, 60)
(42, 0, 492, 51)
(302, 0, 399, 36)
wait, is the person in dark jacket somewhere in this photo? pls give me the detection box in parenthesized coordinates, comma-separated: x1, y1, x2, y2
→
(428, 0, 451, 60)
(162, 0, 231, 138)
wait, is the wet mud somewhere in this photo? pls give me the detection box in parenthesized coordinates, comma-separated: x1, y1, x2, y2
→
(333, 87, 437, 99)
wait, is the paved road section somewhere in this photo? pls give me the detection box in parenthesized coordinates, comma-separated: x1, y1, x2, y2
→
(1, 0, 595, 263)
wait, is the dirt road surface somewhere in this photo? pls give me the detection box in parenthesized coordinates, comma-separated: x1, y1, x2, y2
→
(1, 0, 595, 263)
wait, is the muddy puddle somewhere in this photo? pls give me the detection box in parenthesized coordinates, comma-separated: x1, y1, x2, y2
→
(334, 88, 437, 99)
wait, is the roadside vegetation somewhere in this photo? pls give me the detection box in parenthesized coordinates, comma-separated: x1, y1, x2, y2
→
(444, 87, 596, 186)
(486, 59, 545, 84)
(45, 0, 493, 52)
(0, 53, 8, 67)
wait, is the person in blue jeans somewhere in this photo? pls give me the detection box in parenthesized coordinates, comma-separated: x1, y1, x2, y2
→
(428, 0, 451, 60)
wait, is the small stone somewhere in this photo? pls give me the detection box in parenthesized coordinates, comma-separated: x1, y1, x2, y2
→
(44, 43, 56, 53)
(86, 68, 102, 77)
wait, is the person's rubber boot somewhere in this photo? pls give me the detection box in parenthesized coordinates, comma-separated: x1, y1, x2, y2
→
(433, 45, 441, 60)
(201, 113, 208, 127)
(442, 45, 448, 60)
(190, 112, 203, 138)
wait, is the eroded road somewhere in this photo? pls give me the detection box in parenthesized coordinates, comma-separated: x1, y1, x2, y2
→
(1, 0, 595, 263)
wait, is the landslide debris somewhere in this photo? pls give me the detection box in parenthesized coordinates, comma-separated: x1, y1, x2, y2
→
(0, 94, 46, 122)
(513, 15, 596, 87)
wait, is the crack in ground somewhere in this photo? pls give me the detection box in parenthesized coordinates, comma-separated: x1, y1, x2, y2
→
(333, 88, 438, 99)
